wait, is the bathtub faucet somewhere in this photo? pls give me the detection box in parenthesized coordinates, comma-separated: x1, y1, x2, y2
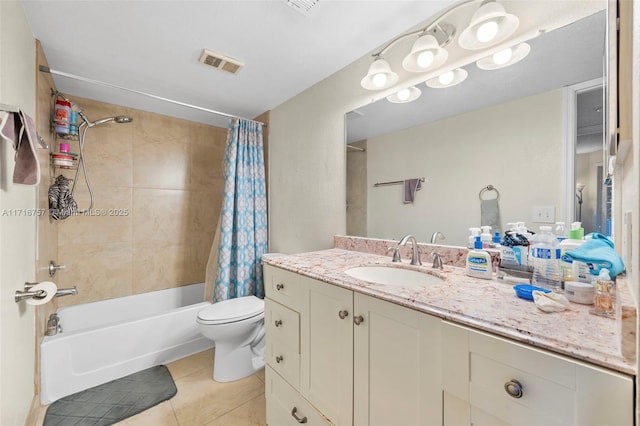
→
(55, 286, 78, 297)
(46, 313, 61, 336)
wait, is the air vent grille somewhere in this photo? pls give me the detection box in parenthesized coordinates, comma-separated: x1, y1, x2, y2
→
(283, 0, 320, 16)
(199, 49, 244, 75)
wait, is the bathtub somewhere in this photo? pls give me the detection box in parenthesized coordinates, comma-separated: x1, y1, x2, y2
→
(40, 283, 214, 404)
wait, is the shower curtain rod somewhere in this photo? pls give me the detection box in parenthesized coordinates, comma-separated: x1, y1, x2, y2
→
(39, 66, 267, 127)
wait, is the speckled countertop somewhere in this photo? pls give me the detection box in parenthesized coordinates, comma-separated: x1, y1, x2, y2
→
(263, 248, 636, 376)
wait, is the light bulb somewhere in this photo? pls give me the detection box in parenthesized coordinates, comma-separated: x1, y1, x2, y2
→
(492, 47, 513, 65)
(438, 71, 454, 85)
(476, 20, 499, 43)
(397, 89, 411, 101)
(416, 50, 435, 69)
(372, 73, 387, 88)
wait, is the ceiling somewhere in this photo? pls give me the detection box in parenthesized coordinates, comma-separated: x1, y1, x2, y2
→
(21, 0, 460, 128)
(346, 9, 606, 150)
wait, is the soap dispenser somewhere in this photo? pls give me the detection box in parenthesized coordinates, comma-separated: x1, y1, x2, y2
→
(466, 236, 493, 279)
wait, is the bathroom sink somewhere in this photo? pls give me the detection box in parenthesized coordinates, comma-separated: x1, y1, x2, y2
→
(344, 266, 444, 288)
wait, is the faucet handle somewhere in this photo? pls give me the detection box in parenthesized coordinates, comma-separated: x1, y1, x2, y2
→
(431, 251, 444, 270)
(387, 246, 402, 263)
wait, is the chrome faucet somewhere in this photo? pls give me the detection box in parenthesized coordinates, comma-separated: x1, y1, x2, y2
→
(398, 234, 422, 266)
(430, 231, 445, 244)
(431, 251, 444, 270)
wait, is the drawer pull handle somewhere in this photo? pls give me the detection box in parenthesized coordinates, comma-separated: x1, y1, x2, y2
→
(353, 315, 364, 325)
(275, 355, 284, 364)
(338, 310, 349, 319)
(291, 407, 308, 424)
(504, 379, 523, 398)
(276, 283, 285, 291)
(274, 319, 283, 327)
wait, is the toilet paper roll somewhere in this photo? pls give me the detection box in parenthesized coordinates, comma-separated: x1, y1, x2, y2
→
(26, 281, 57, 306)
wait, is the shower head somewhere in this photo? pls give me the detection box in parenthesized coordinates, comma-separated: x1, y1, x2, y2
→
(87, 116, 133, 127)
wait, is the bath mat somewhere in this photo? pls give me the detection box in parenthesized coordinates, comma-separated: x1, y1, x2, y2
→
(43, 365, 177, 426)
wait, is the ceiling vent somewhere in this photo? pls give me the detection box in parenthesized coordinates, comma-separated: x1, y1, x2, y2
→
(282, 0, 320, 16)
(199, 49, 244, 75)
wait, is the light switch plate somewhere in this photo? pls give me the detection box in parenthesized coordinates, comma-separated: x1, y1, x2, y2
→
(531, 206, 555, 223)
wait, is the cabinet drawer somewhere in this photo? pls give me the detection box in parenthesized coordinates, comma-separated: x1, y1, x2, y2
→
(470, 353, 574, 425)
(267, 334, 300, 388)
(266, 298, 300, 350)
(266, 366, 333, 426)
(264, 265, 306, 309)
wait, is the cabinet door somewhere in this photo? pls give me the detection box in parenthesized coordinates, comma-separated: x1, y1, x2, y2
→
(353, 293, 442, 426)
(301, 278, 353, 426)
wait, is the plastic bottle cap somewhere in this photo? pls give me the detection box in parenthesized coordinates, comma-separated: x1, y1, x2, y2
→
(474, 235, 483, 249)
(493, 232, 501, 243)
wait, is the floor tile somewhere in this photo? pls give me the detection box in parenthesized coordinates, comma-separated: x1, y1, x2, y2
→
(114, 401, 178, 426)
(204, 394, 266, 426)
(167, 349, 214, 381)
(170, 366, 265, 425)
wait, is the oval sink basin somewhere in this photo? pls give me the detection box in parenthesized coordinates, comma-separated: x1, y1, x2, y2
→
(344, 266, 444, 288)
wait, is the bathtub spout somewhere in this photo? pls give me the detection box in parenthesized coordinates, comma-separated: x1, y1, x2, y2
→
(55, 287, 78, 297)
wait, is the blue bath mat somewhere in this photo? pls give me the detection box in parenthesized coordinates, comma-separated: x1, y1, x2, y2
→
(43, 365, 177, 426)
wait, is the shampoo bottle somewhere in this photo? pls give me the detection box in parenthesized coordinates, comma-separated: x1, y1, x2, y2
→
(559, 222, 585, 284)
(466, 236, 493, 279)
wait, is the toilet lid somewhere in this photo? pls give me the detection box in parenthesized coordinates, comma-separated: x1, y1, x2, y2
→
(197, 296, 264, 324)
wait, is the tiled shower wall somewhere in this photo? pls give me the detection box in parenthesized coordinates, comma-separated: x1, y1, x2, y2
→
(52, 96, 227, 307)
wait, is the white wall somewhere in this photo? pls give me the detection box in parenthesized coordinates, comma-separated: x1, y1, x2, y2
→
(366, 90, 564, 246)
(0, 1, 37, 424)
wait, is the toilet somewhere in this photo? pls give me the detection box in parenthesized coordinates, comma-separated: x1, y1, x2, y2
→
(196, 295, 265, 382)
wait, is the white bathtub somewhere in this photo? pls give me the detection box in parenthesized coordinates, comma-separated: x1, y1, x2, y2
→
(40, 283, 214, 404)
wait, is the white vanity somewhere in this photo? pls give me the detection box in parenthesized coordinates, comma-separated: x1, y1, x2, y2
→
(262, 244, 634, 426)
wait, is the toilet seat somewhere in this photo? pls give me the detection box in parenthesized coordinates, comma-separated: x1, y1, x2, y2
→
(197, 296, 264, 325)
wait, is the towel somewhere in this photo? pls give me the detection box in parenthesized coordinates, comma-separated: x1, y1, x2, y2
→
(565, 234, 625, 277)
(403, 179, 422, 204)
(48, 175, 77, 220)
(481, 198, 501, 234)
(0, 110, 41, 185)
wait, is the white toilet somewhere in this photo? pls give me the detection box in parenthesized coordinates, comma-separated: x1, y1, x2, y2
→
(196, 295, 265, 382)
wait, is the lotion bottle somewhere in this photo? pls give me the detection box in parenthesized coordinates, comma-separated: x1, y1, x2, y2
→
(466, 236, 493, 279)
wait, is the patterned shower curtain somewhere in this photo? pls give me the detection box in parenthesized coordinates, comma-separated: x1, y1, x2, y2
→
(214, 118, 267, 302)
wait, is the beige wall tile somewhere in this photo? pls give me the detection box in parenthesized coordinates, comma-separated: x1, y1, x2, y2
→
(133, 188, 190, 244)
(133, 138, 190, 190)
(56, 242, 133, 306)
(190, 144, 224, 192)
(48, 96, 226, 308)
(133, 111, 193, 144)
(133, 240, 201, 291)
(57, 186, 132, 246)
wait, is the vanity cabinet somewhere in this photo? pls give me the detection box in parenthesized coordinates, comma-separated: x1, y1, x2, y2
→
(264, 264, 443, 426)
(442, 321, 634, 426)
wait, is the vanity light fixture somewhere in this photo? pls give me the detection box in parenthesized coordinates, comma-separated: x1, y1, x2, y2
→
(360, 23, 455, 91)
(458, 1, 519, 50)
(386, 86, 422, 103)
(425, 68, 468, 88)
(476, 42, 530, 70)
(360, 57, 399, 90)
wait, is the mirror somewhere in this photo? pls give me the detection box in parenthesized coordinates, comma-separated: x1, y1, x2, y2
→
(346, 9, 607, 247)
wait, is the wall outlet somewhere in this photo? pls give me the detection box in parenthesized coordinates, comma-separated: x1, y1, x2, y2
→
(531, 206, 555, 223)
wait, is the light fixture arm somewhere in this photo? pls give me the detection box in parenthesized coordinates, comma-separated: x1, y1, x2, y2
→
(371, 0, 479, 58)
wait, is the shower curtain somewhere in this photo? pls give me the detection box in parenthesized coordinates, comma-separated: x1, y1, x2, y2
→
(211, 118, 267, 302)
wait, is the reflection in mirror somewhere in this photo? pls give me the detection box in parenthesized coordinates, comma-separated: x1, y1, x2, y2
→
(346, 10, 607, 247)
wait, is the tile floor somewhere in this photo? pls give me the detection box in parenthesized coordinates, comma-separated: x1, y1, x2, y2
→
(34, 349, 267, 426)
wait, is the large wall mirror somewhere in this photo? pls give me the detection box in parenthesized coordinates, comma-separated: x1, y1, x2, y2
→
(346, 4, 609, 247)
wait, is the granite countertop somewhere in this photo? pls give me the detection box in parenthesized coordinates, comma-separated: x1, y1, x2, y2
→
(263, 248, 636, 376)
